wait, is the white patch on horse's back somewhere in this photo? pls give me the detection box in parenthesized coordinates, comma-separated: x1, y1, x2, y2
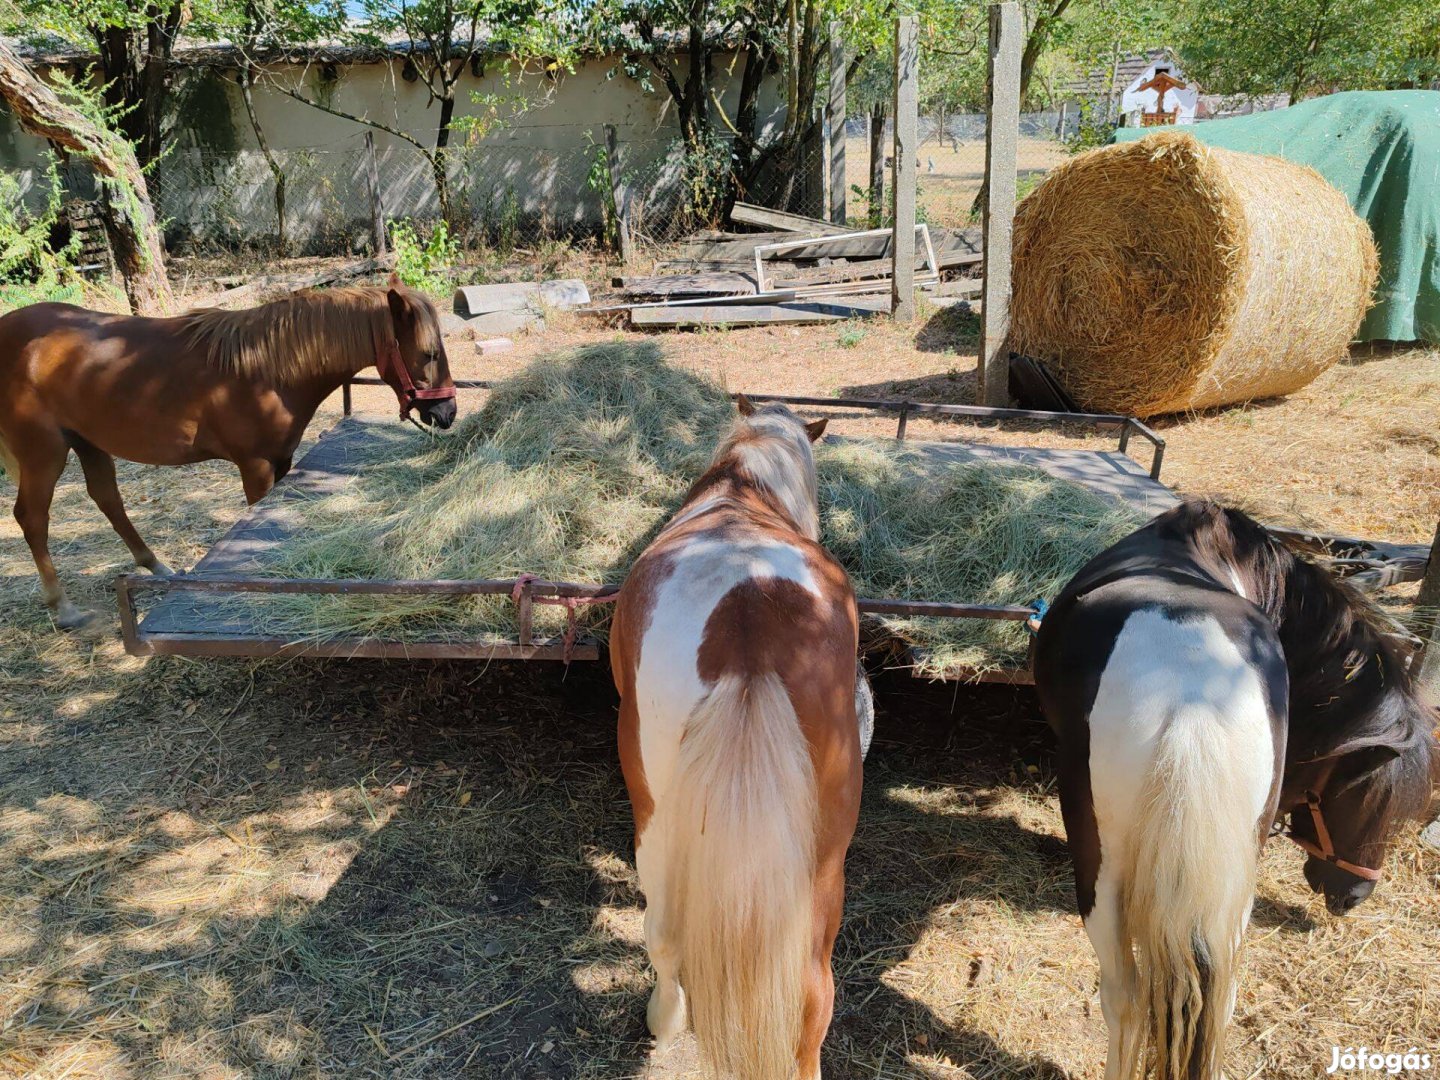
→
(1088, 608, 1275, 862)
(634, 535, 819, 815)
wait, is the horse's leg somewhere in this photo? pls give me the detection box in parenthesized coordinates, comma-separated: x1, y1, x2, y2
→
(1086, 865, 1143, 1080)
(236, 458, 276, 505)
(797, 853, 847, 1080)
(636, 834, 687, 1051)
(273, 455, 293, 485)
(12, 430, 90, 628)
(71, 439, 172, 576)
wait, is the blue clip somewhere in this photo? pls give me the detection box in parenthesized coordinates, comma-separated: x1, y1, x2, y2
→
(1026, 598, 1049, 635)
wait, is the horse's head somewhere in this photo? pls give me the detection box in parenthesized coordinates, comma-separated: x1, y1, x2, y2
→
(1288, 698, 1437, 915)
(726, 395, 828, 538)
(383, 280, 457, 429)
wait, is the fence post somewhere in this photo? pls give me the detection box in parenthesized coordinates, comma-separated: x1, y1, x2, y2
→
(891, 15, 919, 324)
(604, 124, 633, 265)
(978, 1, 1021, 406)
(1415, 518, 1440, 699)
(828, 24, 848, 226)
(365, 132, 387, 256)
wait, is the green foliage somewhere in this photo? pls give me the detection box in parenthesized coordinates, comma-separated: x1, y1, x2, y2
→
(1176, 0, 1439, 99)
(1064, 99, 1117, 153)
(676, 128, 732, 230)
(584, 134, 622, 256)
(837, 325, 868, 348)
(0, 158, 83, 313)
(390, 219, 459, 296)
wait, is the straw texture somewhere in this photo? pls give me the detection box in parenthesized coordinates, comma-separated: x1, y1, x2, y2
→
(1009, 130, 1378, 416)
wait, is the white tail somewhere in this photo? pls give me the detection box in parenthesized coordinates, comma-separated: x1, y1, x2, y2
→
(1122, 714, 1261, 1080)
(663, 671, 817, 1080)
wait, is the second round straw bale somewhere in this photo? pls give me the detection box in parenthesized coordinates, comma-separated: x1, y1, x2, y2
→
(1008, 131, 1377, 417)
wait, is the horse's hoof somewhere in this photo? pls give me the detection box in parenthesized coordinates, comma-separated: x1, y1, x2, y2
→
(146, 560, 175, 577)
(54, 604, 100, 631)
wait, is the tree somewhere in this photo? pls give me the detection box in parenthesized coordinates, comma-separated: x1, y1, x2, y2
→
(0, 37, 172, 312)
(244, 0, 571, 225)
(1177, 0, 1439, 100)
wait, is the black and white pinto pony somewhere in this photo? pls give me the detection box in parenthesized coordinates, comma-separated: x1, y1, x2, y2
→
(1035, 500, 1436, 1080)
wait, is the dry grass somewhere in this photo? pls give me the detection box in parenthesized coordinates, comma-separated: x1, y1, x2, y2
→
(1, 294, 1436, 1079)
(1010, 132, 1377, 416)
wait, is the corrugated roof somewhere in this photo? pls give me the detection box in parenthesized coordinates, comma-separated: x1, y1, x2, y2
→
(1058, 48, 1187, 100)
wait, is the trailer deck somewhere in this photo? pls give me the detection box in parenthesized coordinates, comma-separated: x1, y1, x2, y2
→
(118, 389, 1181, 681)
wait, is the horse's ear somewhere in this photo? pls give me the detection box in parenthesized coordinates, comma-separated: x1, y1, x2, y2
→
(805, 418, 828, 442)
(736, 394, 755, 417)
(386, 287, 409, 324)
(387, 271, 403, 287)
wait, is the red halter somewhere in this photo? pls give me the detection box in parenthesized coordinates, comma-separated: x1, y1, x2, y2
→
(1283, 790, 1383, 882)
(374, 335, 456, 420)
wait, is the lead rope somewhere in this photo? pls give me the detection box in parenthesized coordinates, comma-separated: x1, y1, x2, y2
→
(510, 574, 621, 663)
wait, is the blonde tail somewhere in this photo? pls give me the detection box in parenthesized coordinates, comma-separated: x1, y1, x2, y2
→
(666, 672, 817, 1080)
(1123, 717, 1262, 1080)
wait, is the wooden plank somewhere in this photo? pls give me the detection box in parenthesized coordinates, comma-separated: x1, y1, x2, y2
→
(891, 16, 919, 323)
(630, 296, 891, 328)
(616, 271, 759, 298)
(729, 202, 849, 236)
(828, 24, 848, 225)
(979, 2, 1021, 406)
(209, 254, 397, 308)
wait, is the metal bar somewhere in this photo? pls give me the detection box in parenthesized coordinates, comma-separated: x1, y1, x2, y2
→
(516, 580, 534, 646)
(133, 634, 600, 662)
(122, 574, 621, 599)
(339, 379, 1164, 456)
(1118, 418, 1132, 454)
(896, 401, 910, 441)
(342, 380, 353, 417)
(857, 597, 1032, 620)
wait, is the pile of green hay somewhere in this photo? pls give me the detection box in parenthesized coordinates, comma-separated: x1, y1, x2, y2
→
(241, 343, 1145, 675)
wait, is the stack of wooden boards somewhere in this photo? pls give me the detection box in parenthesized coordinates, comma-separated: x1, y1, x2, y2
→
(605, 203, 984, 328)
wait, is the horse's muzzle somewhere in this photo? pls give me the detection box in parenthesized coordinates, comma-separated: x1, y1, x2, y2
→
(416, 396, 457, 430)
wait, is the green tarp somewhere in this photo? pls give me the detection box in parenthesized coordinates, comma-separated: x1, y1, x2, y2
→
(1115, 91, 1440, 343)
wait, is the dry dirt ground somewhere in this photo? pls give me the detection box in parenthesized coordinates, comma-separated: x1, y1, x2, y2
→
(1, 305, 1437, 1079)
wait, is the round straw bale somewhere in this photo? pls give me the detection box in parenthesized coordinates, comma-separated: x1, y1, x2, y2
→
(1008, 130, 1377, 416)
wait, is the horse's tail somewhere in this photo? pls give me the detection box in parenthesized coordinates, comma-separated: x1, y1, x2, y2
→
(0, 428, 17, 484)
(1123, 712, 1265, 1080)
(665, 671, 816, 1080)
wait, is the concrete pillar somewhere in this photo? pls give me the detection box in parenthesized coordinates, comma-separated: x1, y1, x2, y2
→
(891, 15, 919, 324)
(828, 24, 848, 225)
(978, 2, 1021, 406)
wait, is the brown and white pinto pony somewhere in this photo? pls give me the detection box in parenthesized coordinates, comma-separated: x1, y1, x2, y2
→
(1035, 501, 1437, 1080)
(610, 398, 862, 1080)
(0, 280, 455, 627)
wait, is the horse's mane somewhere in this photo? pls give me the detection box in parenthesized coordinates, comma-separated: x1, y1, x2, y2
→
(696, 404, 820, 540)
(180, 285, 440, 385)
(1177, 500, 1437, 819)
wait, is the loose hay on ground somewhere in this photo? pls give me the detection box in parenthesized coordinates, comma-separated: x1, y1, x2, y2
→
(1009, 130, 1378, 417)
(236, 344, 1145, 674)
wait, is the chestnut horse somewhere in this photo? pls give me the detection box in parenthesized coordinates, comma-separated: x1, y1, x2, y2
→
(1035, 501, 1437, 1080)
(610, 398, 862, 1080)
(0, 280, 455, 627)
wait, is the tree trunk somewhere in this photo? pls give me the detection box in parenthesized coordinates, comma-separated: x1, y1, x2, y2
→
(433, 91, 457, 224)
(239, 58, 287, 253)
(869, 103, 887, 225)
(0, 38, 172, 314)
(95, 5, 183, 205)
